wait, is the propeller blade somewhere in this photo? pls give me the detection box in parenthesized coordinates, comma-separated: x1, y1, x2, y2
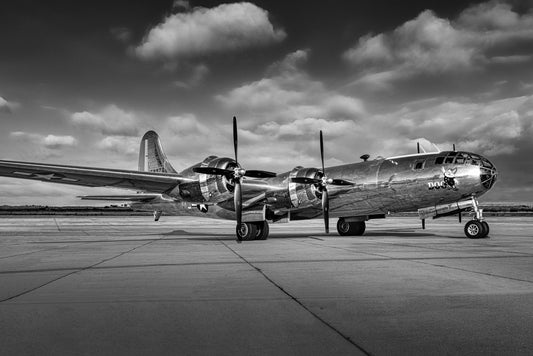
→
(329, 179, 354, 186)
(291, 177, 322, 185)
(234, 179, 242, 242)
(322, 188, 329, 234)
(320, 130, 325, 174)
(193, 167, 233, 176)
(244, 170, 277, 178)
(233, 116, 238, 165)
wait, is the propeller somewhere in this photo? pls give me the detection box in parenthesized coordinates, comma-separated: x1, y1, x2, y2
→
(193, 117, 276, 242)
(290, 130, 353, 234)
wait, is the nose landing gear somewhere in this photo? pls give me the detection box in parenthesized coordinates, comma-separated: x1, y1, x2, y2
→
(464, 196, 489, 239)
(464, 220, 489, 239)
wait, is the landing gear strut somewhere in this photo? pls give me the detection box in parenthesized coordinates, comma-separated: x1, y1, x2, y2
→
(464, 196, 489, 239)
(337, 218, 366, 236)
(236, 221, 269, 241)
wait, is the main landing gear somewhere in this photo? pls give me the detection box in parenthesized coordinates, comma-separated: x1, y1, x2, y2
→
(236, 221, 269, 241)
(336, 218, 366, 236)
(464, 196, 490, 239)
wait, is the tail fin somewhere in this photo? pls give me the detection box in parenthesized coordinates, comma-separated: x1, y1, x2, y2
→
(138, 131, 177, 173)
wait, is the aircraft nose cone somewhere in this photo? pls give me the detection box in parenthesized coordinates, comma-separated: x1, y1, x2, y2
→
(480, 157, 497, 190)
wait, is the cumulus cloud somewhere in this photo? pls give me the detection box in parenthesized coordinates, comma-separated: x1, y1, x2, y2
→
(344, 1, 533, 88)
(135, 2, 286, 60)
(10, 132, 78, 149)
(166, 113, 210, 136)
(173, 0, 190, 11)
(70, 104, 139, 136)
(257, 118, 358, 138)
(369, 95, 533, 156)
(153, 44, 533, 175)
(216, 45, 532, 169)
(217, 49, 366, 123)
(456, 1, 533, 30)
(173, 63, 210, 88)
(0, 96, 19, 113)
(161, 113, 237, 163)
(203, 50, 369, 169)
(97, 135, 139, 156)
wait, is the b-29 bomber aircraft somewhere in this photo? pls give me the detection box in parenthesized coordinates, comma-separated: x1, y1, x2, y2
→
(0, 117, 498, 241)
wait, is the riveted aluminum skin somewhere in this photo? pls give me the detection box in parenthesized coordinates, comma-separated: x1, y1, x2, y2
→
(131, 151, 497, 222)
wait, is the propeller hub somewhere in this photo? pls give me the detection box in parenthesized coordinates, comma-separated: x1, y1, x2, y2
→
(235, 168, 246, 177)
(318, 176, 332, 186)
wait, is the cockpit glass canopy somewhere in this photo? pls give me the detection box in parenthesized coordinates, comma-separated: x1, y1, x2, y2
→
(434, 151, 494, 168)
(434, 151, 497, 189)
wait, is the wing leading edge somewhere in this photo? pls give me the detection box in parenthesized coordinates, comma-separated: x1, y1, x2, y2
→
(0, 160, 194, 193)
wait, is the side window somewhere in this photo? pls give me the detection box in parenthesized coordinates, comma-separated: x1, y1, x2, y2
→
(435, 157, 444, 164)
(414, 160, 425, 170)
(454, 153, 465, 164)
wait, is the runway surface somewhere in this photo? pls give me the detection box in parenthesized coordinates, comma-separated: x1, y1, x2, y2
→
(0, 216, 532, 355)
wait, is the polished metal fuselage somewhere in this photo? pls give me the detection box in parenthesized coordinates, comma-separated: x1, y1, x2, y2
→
(132, 151, 497, 222)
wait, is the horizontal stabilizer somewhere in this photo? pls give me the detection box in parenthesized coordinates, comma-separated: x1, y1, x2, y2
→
(78, 194, 161, 202)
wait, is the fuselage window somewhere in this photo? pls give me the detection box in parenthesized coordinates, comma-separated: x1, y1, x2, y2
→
(454, 153, 465, 164)
(414, 161, 425, 170)
(435, 157, 444, 164)
(445, 156, 454, 164)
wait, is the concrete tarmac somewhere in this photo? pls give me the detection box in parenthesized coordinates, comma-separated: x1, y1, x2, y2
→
(0, 216, 532, 355)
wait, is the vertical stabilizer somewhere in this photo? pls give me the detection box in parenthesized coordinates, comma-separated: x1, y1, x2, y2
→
(138, 131, 177, 173)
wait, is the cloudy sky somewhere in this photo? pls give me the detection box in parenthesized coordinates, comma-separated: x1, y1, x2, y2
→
(1, 0, 532, 205)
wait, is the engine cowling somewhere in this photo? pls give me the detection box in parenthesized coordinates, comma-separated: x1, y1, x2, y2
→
(198, 156, 238, 202)
(288, 166, 323, 208)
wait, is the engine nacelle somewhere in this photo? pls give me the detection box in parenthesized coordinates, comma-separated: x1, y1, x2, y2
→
(288, 166, 323, 208)
(198, 156, 238, 202)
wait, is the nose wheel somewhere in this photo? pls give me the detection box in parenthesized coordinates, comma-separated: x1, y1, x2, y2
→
(464, 220, 489, 239)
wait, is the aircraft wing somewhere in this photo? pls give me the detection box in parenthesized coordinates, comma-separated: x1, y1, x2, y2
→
(0, 160, 193, 193)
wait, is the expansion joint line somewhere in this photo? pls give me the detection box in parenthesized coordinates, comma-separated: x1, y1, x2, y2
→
(219, 239, 372, 356)
(0, 236, 166, 303)
(293, 239, 533, 284)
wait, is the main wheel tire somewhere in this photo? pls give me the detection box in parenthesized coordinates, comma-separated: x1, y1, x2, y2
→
(353, 221, 366, 236)
(337, 218, 352, 236)
(253, 222, 262, 240)
(337, 219, 366, 236)
(236, 223, 257, 241)
(464, 220, 484, 239)
(254, 221, 269, 240)
(481, 221, 490, 238)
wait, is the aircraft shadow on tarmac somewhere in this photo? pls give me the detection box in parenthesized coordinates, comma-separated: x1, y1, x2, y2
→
(164, 229, 440, 240)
